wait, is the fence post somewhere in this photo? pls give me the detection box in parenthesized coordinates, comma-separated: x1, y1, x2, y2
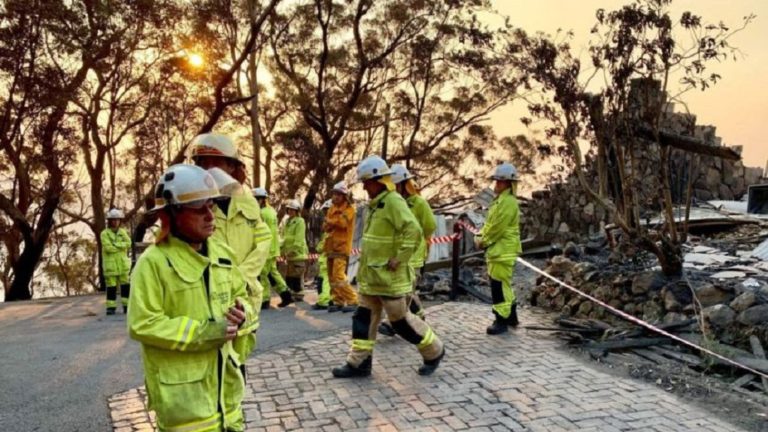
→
(450, 221, 463, 300)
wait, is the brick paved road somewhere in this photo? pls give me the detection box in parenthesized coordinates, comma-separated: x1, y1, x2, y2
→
(111, 303, 744, 431)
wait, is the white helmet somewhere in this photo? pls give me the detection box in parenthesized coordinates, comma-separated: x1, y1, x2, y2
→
(252, 187, 268, 198)
(489, 162, 519, 181)
(152, 164, 221, 211)
(106, 208, 124, 219)
(285, 199, 301, 210)
(190, 133, 243, 164)
(332, 181, 349, 195)
(390, 164, 414, 184)
(207, 167, 242, 197)
(321, 199, 332, 210)
(356, 155, 391, 182)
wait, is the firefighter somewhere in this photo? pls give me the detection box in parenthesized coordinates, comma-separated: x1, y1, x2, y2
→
(322, 181, 358, 313)
(252, 187, 292, 308)
(312, 199, 333, 310)
(332, 156, 445, 378)
(379, 164, 435, 336)
(128, 164, 253, 432)
(101, 208, 132, 315)
(191, 133, 271, 364)
(282, 199, 308, 302)
(474, 162, 522, 335)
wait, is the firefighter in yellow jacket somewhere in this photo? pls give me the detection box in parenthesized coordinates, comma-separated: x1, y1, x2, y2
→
(379, 164, 435, 336)
(253, 187, 292, 308)
(312, 200, 333, 310)
(101, 208, 132, 315)
(332, 156, 444, 378)
(475, 162, 523, 335)
(282, 199, 308, 301)
(128, 164, 254, 432)
(191, 133, 271, 364)
(322, 182, 358, 312)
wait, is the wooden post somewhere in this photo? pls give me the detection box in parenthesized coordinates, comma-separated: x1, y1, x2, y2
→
(450, 221, 462, 300)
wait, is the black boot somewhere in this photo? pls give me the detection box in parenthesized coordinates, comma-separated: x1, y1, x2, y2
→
(418, 347, 446, 376)
(278, 291, 294, 308)
(312, 303, 328, 310)
(486, 310, 508, 335)
(261, 300, 271, 310)
(332, 356, 372, 378)
(507, 303, 519, 328)
(378, 322, 396, 337)
(122, 305, 128, 314)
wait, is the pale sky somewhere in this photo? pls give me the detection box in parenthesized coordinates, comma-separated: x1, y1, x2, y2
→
(490, 0, 768, 170)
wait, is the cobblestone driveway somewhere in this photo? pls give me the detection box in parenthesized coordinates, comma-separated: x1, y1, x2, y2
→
(110, 303, 743, 431)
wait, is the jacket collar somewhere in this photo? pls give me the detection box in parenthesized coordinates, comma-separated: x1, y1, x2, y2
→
(217, 192, 261, 222)
(158, 235, 211, 283)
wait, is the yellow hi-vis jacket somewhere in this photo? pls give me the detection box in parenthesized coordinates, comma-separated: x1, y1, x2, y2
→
(281, 216, 308, 261)
(128, 235, 254, 432)
(358, 191, 421, 296)
(260, 205, 281, 258)
(405, 195, 436, 269)
(212, 190, 271, 358)
(100, 227, 131, 277)
(479, 188, 522, 264)
(323, 202, 356, 256)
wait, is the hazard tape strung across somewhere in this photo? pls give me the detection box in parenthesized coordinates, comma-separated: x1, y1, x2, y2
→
(515, 256, 768, 381)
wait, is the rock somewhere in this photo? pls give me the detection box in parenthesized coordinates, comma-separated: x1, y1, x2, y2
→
(545, 256, 576, 278)
(608, 250, 624, 265)
(583, 203, 595, 217)
(572, 262, 596, 277)
(557, 222, 570, 233)
(642, 301, 664, 323)
(730, 291, 756, 312)
(432, 279, 451, 294)
(662, 288, 680, 312)
(718, 184, 734, 200)
(663, 312, 689, 324)
(577, 301, 593, 316)
(563, 242, 582, 259)
(703, 304, 736, 329)
(737, 304, 768, 326)
(631, 271, 666, 295)
(694, 283, 733, 308)
(706, 167, 721, 187)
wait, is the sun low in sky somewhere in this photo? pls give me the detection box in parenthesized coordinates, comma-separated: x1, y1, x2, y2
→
(187, 52, 205, 68)
(489, 0, 768, 170)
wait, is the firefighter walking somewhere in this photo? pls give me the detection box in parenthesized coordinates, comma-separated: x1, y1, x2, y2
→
(332, 156, 445, 378)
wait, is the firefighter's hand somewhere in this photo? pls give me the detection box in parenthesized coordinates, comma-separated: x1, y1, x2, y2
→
(226, 303, 246, 328)
(473, 237, 483, 250)
(387, 258, 400, 271)
(225, 324, 238, 341)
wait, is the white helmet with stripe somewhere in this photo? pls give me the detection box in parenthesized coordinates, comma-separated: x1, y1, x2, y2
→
(356, 155, 391, 182)
(285, 199, 301, 210)
(389, 164, 414, 184)
(106, 208, 125, 219)
(252, 187, 268, 198)
(489, 162, 519, 181)
(190, 133, 243, 164)
(152, 164, 221, 211)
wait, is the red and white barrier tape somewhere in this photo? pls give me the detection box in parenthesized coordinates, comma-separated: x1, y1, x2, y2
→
(515, 257, 768, 381)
